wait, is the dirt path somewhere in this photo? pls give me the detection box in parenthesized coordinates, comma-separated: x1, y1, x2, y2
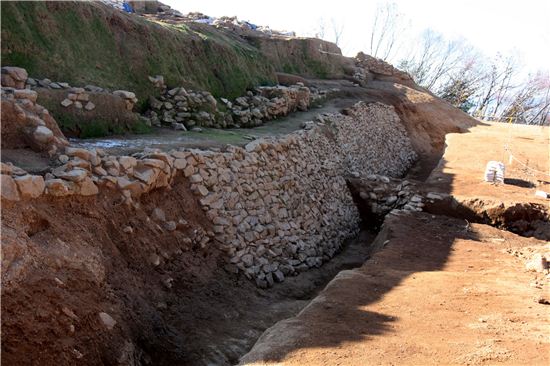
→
(240, 212, 549, 365)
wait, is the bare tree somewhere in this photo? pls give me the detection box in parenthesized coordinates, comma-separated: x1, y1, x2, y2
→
(313, 17, 345, 47)
(331, 18, 345, 47)
(474, 53, 520, 119)
(398, 30, 476, 90)
(438, 57, 486, 112)
(313, 17, 326, 40)
(368, 2, 408, 61)
(501, 72, 550, 125)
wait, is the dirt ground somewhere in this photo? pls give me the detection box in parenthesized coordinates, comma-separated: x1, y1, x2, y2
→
(240, 212, 549, 366)
(425, 122, 549, 203)
(422, 122, 549, 239)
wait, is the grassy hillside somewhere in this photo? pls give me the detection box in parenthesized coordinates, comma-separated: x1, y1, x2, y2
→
(1, 1, 277, 106)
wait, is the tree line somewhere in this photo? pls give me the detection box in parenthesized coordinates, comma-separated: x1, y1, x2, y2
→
(313, 2, 550, 126)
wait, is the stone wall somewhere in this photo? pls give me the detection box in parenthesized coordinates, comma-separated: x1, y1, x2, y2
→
(146, 83, 323, 130)
(1, 102, 417, 287)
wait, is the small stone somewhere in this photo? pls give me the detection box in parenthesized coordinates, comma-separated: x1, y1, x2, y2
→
(56, 168, 88, 182)
(14, 175, 45, 198)
(76, 93, 89, 102)
(241, 254, 254, 267)
(98, 312, 117, 330)
(163, 277, 174, 289)
(273, 270, 285, 282)
(112, 90, 136, 99)
(33, 126, 54, 144)
(65, 147, 94, 161)
(45, 179, 73, 196)
(61, 307, 79, 320)
(123, 226, 133, 234)
(189, 174, 202, 183)
(150, 253, 161, 266)
(84, 101, 95, 111)
(61, 99, 73, 107)
(173, 158, 187, 170)
(74, 101, 83, 109)
(165, 221, 176, 231)
(525, 254, 548, 273)
(1, 174, 20, 201)
(196, 185, 208, 196)
(58, 154, 69, 164)
(78, 177, 98, 196)
(152, 208, 166, 222)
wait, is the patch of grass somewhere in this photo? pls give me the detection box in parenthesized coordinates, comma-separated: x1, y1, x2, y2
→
(131, 119, 152, 135)
(185, 128, 250, 145)
(1, 1, 277, 105)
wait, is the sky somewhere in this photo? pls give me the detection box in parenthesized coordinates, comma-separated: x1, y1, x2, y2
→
(162, 0, 550, 74)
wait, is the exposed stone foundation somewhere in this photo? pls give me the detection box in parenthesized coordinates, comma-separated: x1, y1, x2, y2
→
(1, 102, 417, 287)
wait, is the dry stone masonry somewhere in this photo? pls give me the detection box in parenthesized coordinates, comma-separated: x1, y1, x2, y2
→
(146, 83, 324, 129)
(1, 102, 417, 287)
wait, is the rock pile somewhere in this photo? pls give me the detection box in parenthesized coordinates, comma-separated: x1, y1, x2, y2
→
(57, 88, 136, 111)
(25, 77, 105, 93)
(10, 68, 138, 112)
(2, 102, 418, 287)
(146, 83, 320, 129)
(1, 85, 69, 155)
(351, 175, 424, 217)
(112, 90, 138, 111)
(60, 88, 96, 111)
(228, 84, 312, 127)
(355, 52, 412, 80)
(1, 67, 28, 89)
(353, 52, 413, 86)
(147, 87, 221, 129)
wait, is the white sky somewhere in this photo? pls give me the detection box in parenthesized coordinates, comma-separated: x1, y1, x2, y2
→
(162, 0, 550, 73)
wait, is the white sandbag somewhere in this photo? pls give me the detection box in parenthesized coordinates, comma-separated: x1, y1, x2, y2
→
(484, 161, 505, 184)
(535, 190, 549, 199)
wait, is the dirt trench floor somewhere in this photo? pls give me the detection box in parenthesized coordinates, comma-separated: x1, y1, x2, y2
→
(240, 212, 549, 366)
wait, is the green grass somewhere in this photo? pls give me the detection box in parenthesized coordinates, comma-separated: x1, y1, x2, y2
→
(185, 128, 252, 145)
(1, 1, 277, 104)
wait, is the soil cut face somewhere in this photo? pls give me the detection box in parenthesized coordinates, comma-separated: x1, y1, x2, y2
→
(0, 178, 378, 365)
